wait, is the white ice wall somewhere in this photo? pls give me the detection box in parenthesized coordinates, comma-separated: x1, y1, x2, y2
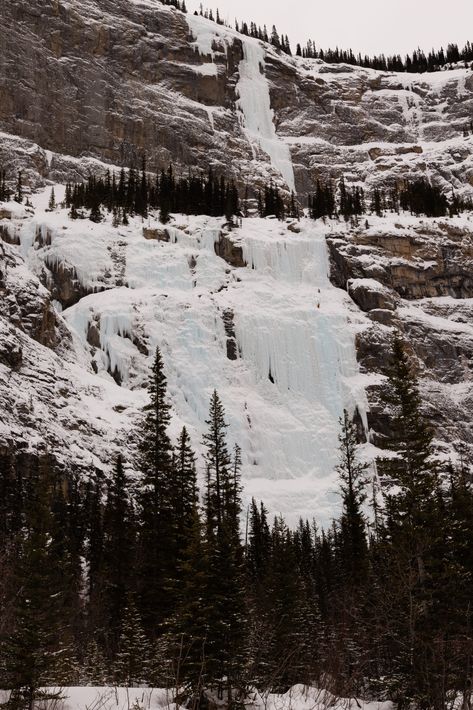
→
(11, 192, 369, 526)
(236, 41, 296, 192)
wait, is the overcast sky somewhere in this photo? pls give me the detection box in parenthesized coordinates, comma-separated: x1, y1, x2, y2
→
(186, 0, 473, 57)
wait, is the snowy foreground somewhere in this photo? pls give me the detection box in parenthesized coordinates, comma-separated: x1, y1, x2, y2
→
(0, 686, 393, 710)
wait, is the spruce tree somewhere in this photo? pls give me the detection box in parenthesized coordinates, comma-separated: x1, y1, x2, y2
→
(202, 391, 246, 700)
(170, 508, 210, 697)
(137, 346, 176, 633)
(0, 458, 74, 707)
(48, 187, 56, 210)
(102, 455, 136, 655)
(114, 596, 152, 685)
(377, 332, 437, 493)
(377, 333, 445, 708)
(14, 171, 22, 204)
(80, 640, 110, 685)
(336, 409, 369, 583)
(173, 427, 198, 566)
(89, 201, 102, 223)
(84, 470, 105, 637)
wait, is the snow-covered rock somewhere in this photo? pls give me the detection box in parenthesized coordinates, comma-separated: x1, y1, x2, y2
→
(0, 190, 375, 525)
(1, 1, 473, 201)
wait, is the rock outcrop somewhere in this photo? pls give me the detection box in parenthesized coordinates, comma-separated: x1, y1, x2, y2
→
(1, 0, 472, 201)
(326, 216, 473, 455)
(1, 0, 473, 509)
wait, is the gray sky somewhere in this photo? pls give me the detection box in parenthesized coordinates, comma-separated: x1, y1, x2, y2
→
(186, 0, 473, 57)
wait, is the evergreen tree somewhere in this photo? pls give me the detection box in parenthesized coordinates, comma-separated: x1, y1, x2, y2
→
(84, 470, 104, 633)
(137, 347, 176, 633)
(0, 458, 74, 707)
(377, 332, 437, 490)
(173, 427, 198, 559)
(377, 333, 446, 708)
(102, 455, 136, 655)
(48, 187, 56, 210)
(202, 391, 246, 699)
(89, 201, 102, 223)
(114, 596, 152, 685)
(14, 171, 22, 204)
(169, 507, 210, 696)
(80, 639, 110, 685)
(336, 410, 369, 583)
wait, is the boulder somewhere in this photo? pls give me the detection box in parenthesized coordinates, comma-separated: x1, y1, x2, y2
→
(143, 227, 170, 242)
(214, 234, 246, 268)
(348, 278, 397, 312)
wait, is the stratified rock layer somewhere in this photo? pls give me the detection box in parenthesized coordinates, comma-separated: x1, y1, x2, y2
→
(1, 0, 473, 508)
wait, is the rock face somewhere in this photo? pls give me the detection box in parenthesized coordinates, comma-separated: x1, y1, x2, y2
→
(328, 221, 473, 299)
(143, 227, 170, 242)
(0, 240, 65, 350)
(1, 0, 473, 201)
(326, 216, 473, 455)
(1, 0, 473, 508)
(214, 232, 247, 268)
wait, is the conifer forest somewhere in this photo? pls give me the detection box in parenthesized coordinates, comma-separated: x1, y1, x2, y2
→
(1, 334, 472, 710)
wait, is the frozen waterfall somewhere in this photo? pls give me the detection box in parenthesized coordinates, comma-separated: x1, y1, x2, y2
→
(236, 40, 296, 192)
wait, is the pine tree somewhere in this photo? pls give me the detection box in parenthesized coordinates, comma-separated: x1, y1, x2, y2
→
(336, 409, 369, 583)
(114, 596, 152, 685)
(203, 390, 231, 535)
(89, 201, 102, 223)
(112, 206, 120, 227)
(84, 470, 104, 635)
(169, 508, 210, 696)
(80, 639, 110, 685)
(202, 391, 246, 699)
(173, 427, 198, 561)
(159, 200, 170, 224)
(377, 333, 446, 708)
(48, 187, 56, 210)
(14, 172, 22, 204)
(0, 458, 74, 707)
(102, 455, 136, 655)
(137, 347, 176, 633)
(377, 332, 437, 492)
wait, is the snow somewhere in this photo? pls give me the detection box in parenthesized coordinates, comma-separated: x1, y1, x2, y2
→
(236, 40, 296, 192)
(349, 278, 393, 294)
(66, 290, 138, 385)
(166, 60, 218, 77)
(186, 12, 224, 60)
(0, 199, 28, 219)
(6, 188, 372, 526)
(0, 686, 394, 710)
(185, 13, 296, 191)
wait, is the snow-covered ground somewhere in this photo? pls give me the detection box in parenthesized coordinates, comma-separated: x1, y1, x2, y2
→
(2, 188, 371, 526)
(0, 686, 394, 710)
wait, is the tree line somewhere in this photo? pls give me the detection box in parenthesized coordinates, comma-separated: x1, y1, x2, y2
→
(161, 0, 187, 12)
(309, 177, 473, 221)
(0, 333, 472, 710)
(296, 40, 473, 73)
(184, 1, 472, 74)
(2, 163, 472, 225)
(62, 163, 240, 225)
